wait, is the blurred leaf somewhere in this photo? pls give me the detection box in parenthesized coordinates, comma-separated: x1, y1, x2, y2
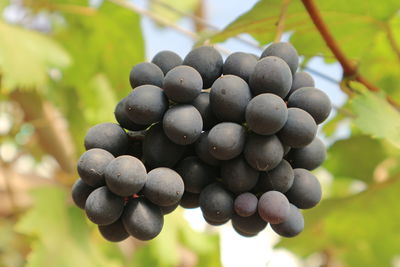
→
(149, 0, 199, 25)
(0, 21, 70, 92)
(83, 74, 118, 124)
(324, 135, 386, 183)
(277, 177, 400, 267)
(358, 15, 400, 101)
(211, 0, 399, 60)
(350, 89, 400, 148)
(15, 186, 125, 267)
(55, 1, 144, 99)
(322, 110, 349, 137)
(47, 0, 145, 152)
(0, 219, 26, 267)
(131, 210, 221, 267)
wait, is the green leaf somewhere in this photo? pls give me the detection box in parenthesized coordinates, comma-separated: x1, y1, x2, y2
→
(55, 1, 145, 99)
(358, 15, 400, 101)
(149, 0, 199, 25)
(130, 210, 221, 267)
(277, 177, 400, 267)
(349, 90, 400, 148)
(15, 186, 125, 267)
(324, 135, 387, 183)
(211, 0, 399, 60)
(0, 21, 70, 92)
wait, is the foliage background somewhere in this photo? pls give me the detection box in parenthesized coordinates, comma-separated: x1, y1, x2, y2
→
(0, 0, 399, 266)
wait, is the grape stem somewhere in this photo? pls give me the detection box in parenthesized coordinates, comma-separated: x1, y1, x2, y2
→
(127, 130, 146, 141)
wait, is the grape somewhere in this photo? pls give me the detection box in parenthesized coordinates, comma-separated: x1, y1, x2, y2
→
(98, 218, 129, 242)
(126, 139, 143, 159)
(129, 62, 164, 88)
(223, 52, 257, 83)
(203, 214, 230, 226)
(114, 98, 148, 131)
(84, 123, 129, 157)
(183, 46, 223, 88)
(191, 92, 219, 130)
(122, 198, 164, 241)
(143, 124, 186, 168)
(180, 191, 200, 209)
(77, 148, 114, 187)
(85, 186, 124, 225)
(232, 225, 257, 237)
(163, 66, 202, 103)
(248, 53, 259, 60)
(163, 105, 203, 145)
(271, 204, 304, 237)
(221, 156, 259, 193)
(244, 133, 283, 171)
(160, 202, 180, 215)
(143, 167, 184, 206)
(287, 87, 331, 124)
(260, 42, 299, 74)
(245, 93, 288, 135)
(249, 56, 292, 98)
(175, 156, 215, 194)
(283, 145, 291, 156)
(151, 50, 183, 75)
(210, 75, 252, 123)
(234, 192, 258, 217)
(124, 85, 168, 125)
(199, 183, 234, 223)
(278, 108, 317, 148)
(287, 71, 315, 97)
(194, 131, 220, 166)
(231, 212, 267, 235)
(71, 178, 95, 209)
(208, 122, 246, 160)
(286, 137, 326, 170)
(258, 191, 290, 224)
(104, 155, 147, 197)
(286, 168, 322, 209)
(256, 160, 294, 194)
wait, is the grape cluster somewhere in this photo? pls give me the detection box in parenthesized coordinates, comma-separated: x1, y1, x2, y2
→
(72, 42, 331, 242)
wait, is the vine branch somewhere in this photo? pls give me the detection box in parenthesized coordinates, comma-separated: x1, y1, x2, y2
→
(274, 0, 291, 43)
(385, 23, 400, 63)
(301, 0, 380, 92)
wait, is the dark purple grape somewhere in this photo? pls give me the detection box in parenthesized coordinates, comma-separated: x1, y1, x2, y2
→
(85, 186, 124, 225)
(122, 198, 164, 241)
(286, 137, 326, 170)
(256, 160, 294, 193)
(271, 204, 304, 237)
(129, 62, 164, 88)
(84, 123, 129, 156)
(278, 108, 317, 148)
(260, 42, 299, 74)
(286, 168, 322, 209)
(258, 191, 290, 224)
(71, 178, 95, 209)
(221, 156, 259, 194)
(234, 193, 258, 217)
(98, 218, 129, 242)
(143, 167, 184, 206)
(77, 148, 114, 187)
(151, 50, 182, 75)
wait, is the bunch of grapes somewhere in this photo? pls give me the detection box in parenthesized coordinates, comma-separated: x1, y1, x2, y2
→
(72, 42, 331, 242)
